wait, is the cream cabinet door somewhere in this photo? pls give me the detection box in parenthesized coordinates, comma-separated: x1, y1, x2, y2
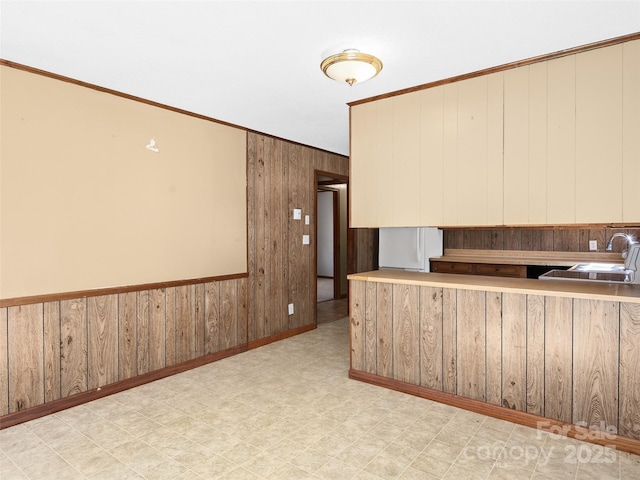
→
(547, 54, 576, 224)
(623, 40, 640, 223)
(575, 44, 623, 223)
(503, 63, 547, 225)
(419, 87, 444, 226)
(350, 102, 378, 227)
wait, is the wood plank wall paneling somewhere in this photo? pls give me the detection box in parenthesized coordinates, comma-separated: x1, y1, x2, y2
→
(350, 280, 640, 441)
(620, 302, 640, 438)
(0, 278, 247, 418)
(246, 133, 349, 343)
(0, 308, 8, 415)
(544, 296, 573, 423)
(573, 299, 619, 432)
(443, 227, 640, 253)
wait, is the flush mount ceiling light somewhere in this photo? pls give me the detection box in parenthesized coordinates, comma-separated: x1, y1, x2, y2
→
(320, 49, 383, 86)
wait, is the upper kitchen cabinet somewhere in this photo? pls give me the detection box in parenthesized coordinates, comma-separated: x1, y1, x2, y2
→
(350, 35, 640, 228)
(575, 44, 624, 223)
(623, 40, 640, 223)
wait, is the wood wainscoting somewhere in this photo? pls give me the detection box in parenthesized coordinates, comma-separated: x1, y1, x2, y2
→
(0, 276, 248, 427)
(349, 278, 640, 454)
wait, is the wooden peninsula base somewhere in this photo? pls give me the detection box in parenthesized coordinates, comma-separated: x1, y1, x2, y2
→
(348, 270, 640, 455)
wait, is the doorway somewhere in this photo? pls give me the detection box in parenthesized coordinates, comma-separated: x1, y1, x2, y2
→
(315, 171, 349, 323)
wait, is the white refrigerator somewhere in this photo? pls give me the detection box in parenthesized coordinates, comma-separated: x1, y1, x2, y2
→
(378, 227, 443, 272)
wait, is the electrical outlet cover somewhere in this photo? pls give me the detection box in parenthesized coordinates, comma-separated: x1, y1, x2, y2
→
(589, 240, 598, 251)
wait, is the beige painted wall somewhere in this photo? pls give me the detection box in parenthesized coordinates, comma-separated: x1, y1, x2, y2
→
(0, 66, 247, 299)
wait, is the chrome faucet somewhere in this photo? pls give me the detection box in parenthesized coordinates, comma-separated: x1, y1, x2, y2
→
(606, 233, 636, 253)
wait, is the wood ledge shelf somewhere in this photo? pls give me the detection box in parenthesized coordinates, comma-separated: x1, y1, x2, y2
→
(437, 249, 624, 267)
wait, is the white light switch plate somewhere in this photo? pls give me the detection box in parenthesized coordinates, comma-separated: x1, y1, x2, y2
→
(302, 235, 310, 245)
(305, 215, 310, 225)
(288, 303, 294, 315)
(293, 209, 302, 220)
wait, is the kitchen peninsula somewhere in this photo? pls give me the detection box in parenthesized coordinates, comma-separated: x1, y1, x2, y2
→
(348, 269, 640, 454)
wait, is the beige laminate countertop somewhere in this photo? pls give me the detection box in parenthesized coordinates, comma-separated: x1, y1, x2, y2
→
(432, 249, 624, 267)
(348, 269, 640, 303)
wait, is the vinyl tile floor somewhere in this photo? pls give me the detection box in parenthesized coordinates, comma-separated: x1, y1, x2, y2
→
(1, 317, 639, 480)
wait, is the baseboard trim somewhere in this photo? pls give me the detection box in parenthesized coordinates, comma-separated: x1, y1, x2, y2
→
(248, 323, 316, 350)
(0, 344, 247, 429)
(349, 369, 640, 456)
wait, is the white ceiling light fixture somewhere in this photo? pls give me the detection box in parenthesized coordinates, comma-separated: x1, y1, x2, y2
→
(320, 49, 383, 86)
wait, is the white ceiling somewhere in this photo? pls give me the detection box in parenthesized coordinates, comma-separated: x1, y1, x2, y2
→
(1, 1, 639, 156)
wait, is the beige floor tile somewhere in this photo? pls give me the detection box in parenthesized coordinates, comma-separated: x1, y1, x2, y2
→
(363, 454, 407, 479)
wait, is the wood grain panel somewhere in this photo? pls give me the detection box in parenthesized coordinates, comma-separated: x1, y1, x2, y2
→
(164, 287, 176, 366)
(376, 283, 393, 377)
(442, 83, 458, 225)
(544, 296, 573, 423)
(8, 304, 44, 412)
(502, 293, 526, 411)
(442, 288, 457, 394)
(149, 288, 166, 371)
(419, 87, 444, 226)
(420, 287, 443, 390)
(236, 277, 248, 346)
(204, 281, 220, 354)
(252, 134, 267, 341)
(118, 292, 137, 379)
(619, 302, 640, 439)
(364, 281, 377, 374)
(60, 299, 87, 397)
(485, 292, 502, 406)
(194, 284, 205, 358)
(573, 299, 619, 433)
(220, 280, 238, 350)
(272, 138, 285, 333)
(0, 308, 8, 415)
(375, 99, 394, 225)
(392, 284, 419, 384)
(136, 290, 150, 375)
(528, 62, 548, 224)
(43, 302, 60, 403)
(526, 295, 545, 415)
(350, 280, 365, 371)
(87, 295, 118, 389)
(456, 289, 486, 401)
(175, 285, 195, 363)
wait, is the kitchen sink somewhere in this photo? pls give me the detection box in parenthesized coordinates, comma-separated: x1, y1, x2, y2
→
(539, 269, 631, 283)
(568, 263, 626, 273)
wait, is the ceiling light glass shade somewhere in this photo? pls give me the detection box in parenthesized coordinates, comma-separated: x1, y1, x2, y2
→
(320, 49, 383, 86)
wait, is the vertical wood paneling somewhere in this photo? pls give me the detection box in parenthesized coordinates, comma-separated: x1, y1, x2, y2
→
(573, 299, 619, 433)
(420, 87, 444, 226)
(194, 284, 205, 358)
(149, 288, 166, 371)
(8, 304, 44, 412)
(119, 292, 138, 378)
(164, 287, 176, 366)
(252, 135, 267, 341)
(220, 280, 238, 350)
(502, 293, 526, 411)
(528, 62, 548, 224)
(176, 285, 195, 362)
(236, 277, 248, 346)
(420, 287, 443, 390)
(136, 291, 150, 375)
(87, 295, 118, 389)
(619, 302, 640, 439)
(0, 308, 7, 415)
(43, 302, 61, 403)
(60, 299, 87, 397)
(376, 283, 393, 378)
(392, 284, 419, 384)
(350, 102, 378, 226)
(272, 138, 285, 333)
(364, 281, 377, 374)
(442, 83, 458, 225)
(545, 296, 573, 422)
(485, 292, 502, 406)
(350, 280, 365, 372)
(526, 295, 545, 415)
(204, 281, 220, 354)
(456, 289, 486, 401)
(442, 288, 457, 394)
